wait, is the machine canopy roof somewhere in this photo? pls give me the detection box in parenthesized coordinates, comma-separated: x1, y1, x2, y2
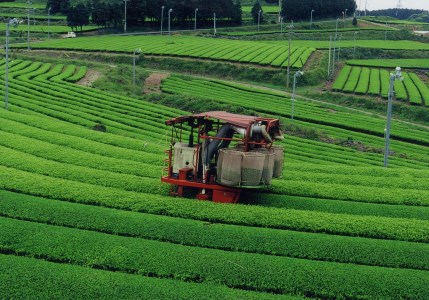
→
(165, 111, 278, 128)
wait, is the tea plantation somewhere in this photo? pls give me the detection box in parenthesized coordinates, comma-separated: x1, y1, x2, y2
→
(1, 5, 429, 299)
(333, 65, 429, 105)
(0, 57, 428, 299)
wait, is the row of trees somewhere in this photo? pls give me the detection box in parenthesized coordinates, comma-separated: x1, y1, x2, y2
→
(249, 0, 357, 23)
(280, 0, 356, 20)
(46, 0, 242, 30)
(55, 0, 357, 30)
(367, 8, 425, 20)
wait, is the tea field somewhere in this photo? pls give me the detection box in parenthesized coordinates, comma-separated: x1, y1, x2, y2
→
(347, 58, 429, 69)
(1, 58, 429, 299)
(333, 65, 429, 106)
(21, 35, 315, 68)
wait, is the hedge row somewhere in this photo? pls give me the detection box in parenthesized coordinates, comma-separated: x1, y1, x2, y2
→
(333, 65, 429, 106)
(1, 167, 429, 243)
(1, 217, 428, 299)
(20, 35, 315, 68)
(1, 190, 428, 270)
(162, 76, 429, 147)
(0, 143, 165, 194)
(0, 254, 290, 300)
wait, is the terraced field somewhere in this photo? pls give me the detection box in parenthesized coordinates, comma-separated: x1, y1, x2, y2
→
(333, 65, 429, 106)
(0, 2, 45, 8)
(270, 39, 429, 50)
(16, 35, 314, 68)
(242, 5, 280, 14)
(363, 16, 429, 26)
(220, 27, 395, 36)
(347, 58, 429, 69)
(2, 23, 98, 33)
(1, 59, 428, 298)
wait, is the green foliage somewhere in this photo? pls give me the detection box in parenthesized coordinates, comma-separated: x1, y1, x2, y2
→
(0, 255, 282, 300)
(14, 35, 315, 69)
(163, 76, 429, 147)
(394, 77, 408, 101)
(335, 66, 429, 107)
(2, 57, 429, 299)
(64, 66, 87, 82)
(340, 66, 361, 93)
(46, 0, 70, 14)
(281, 0, 355, 20)
(2, 190, 429, 270)
(67, 3, 90, 32)
(251, 1, 263, 23)
(354, 67, 370, 94)
(367, 68, 380, 95)
(0, 216, 427, 299)
(403, 73, 422, 105)
(408, 73, 429, 106)
(347, 58, 429, 69)
(332, 65, 351, 91)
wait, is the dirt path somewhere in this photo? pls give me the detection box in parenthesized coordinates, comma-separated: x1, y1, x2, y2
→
(77, 69, 101, 87)
(144, 72, 169, 94)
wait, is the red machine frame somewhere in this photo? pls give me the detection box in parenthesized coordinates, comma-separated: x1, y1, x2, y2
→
(161, 111, 281, 203)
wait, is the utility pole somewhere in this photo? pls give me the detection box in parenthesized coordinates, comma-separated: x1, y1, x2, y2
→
(384, 67, 403, 167)
(258, 10, 262, 32)
(310, 9, 315, 30)
(278, 0, 281, 22)
(168, 9, 173, 34)
(286, 26, 292, 88)
(161, 6, 164, 35)
(213, 12, 217, 35)
(359, 0, 362, 16)
(328, 35, 332, 78)
(332, 35, 336, 76)
(48, 7, 51, 39)
(27, 0, 31, 50)
(194, 8, 198, 31)
(396, 0, 402, 17)
(291, 71, 304, 121)
(124, 0, 128, 32)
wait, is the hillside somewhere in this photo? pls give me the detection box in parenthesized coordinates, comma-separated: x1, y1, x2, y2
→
(1, 0, 429, 298)
(0, 57, 428, 298)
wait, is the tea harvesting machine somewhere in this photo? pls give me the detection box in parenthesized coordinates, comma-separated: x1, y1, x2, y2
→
(161, 111, 284, 203)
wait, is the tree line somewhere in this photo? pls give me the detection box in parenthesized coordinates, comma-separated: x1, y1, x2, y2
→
(280, 0, 356, 20)
(46, 0, 242, 31)
(367, 8, 426, 20)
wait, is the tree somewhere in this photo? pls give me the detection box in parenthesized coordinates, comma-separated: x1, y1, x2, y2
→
(46, 0, 61, 14)
(92, 1, 109, 28)
(48, 0, 70, 14)
(60, 0, 71, 14)
(146, 0, 167, 21)
(352, 16, 357, 26)
(281, 0, 356, 20)
(127, 0, 146, 27)
(67, 3, 89, 32)
(251, 1, 263, 24)
(231, 0, 242, 25)
(107, 3, 123, 28)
